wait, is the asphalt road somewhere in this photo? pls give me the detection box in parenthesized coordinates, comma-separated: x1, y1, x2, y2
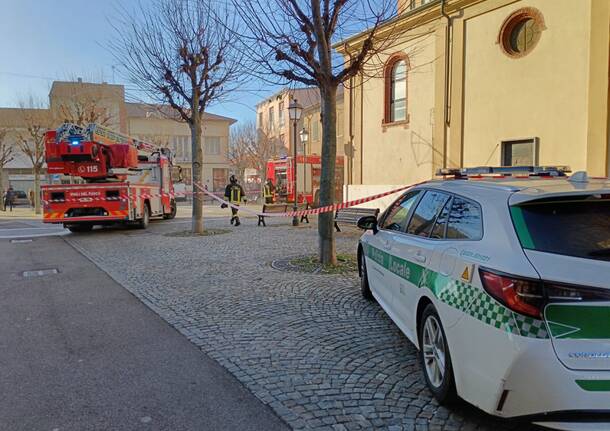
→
(0, 233, 288, 431)
(0, 219, 68, 239)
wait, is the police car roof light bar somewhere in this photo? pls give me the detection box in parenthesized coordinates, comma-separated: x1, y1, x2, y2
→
(436, 166, 571, 179)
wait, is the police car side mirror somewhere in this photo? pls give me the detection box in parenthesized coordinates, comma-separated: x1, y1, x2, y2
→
(357, 215, 378, 234)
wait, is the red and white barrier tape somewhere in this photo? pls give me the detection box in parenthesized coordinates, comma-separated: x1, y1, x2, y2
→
(194, 181, 421, 218)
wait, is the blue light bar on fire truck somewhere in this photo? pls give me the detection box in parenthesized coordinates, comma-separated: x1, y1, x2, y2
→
(436, 166, 571, 179)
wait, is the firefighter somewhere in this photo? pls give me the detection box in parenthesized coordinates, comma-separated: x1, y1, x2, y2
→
(263, 179, 275, 204)
(224, 175, 246, 226)
(4, 187, 14, 212)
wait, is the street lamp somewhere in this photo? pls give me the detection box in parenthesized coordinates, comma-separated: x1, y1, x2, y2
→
(288, 99, 303, 226)
(299, 127, 308, 206)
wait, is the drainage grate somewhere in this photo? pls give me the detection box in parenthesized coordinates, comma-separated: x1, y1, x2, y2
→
(11, 239, 33, 243)
(22, 269, 59, 278)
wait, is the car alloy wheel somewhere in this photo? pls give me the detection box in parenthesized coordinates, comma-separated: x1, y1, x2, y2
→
(418, 304, 457, 404)
(360, 250, 374, 300)
(422, 315, 446, 388)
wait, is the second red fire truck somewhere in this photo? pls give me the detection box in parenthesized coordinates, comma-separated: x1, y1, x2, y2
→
(266, 155, 344, 205)
(42, 123, 179, 232)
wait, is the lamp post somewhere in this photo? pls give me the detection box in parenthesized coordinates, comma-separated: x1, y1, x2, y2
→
(299, 127, 308, 205)
(288, 99, 303, 226)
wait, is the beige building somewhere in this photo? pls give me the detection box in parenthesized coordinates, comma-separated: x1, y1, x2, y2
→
(125, 103, 235, 192)
(0, 80, 235, 193)
(299, 86, 346, 158)
(49, 79, 127, 132)
(338, 0, 610, 199)
(0, 107, 50, 193)
(256, 87, 328, 157)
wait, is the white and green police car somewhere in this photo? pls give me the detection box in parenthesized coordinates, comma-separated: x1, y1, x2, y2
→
(357, 167, 610, 430)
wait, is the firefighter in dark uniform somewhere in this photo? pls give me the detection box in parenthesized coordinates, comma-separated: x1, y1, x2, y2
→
(224, 175, 246, 226)
(263, 179, 275, 204)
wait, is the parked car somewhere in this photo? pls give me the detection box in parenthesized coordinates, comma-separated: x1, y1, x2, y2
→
(12, 190, 30, 206)
(357, 167, 610, 431)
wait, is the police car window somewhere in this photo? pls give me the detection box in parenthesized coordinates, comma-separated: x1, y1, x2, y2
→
(446, 197, 483, 240)
(407, 191, 450, 237)
(430, 197, 452, 239)
(381, 190, 421, 232)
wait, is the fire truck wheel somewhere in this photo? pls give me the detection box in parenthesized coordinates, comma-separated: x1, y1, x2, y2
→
(137, 203, 150, 229)
(67, 224, 93, 233)
(163, 199, 177, 220)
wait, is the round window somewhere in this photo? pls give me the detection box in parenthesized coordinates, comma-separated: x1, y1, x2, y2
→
(499, 8, 545, 58)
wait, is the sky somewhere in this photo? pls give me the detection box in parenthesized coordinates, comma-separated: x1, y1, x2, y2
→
(0, 0, 281, 125)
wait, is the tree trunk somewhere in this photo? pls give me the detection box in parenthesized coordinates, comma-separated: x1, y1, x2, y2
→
(0, 168, 4, 211)
(191, 114, 204, 234)
(318, 84, 338, 265)
(34, 167, 41, 215)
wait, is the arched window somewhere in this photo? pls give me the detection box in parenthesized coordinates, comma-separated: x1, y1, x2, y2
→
(384, 54, 409, 124)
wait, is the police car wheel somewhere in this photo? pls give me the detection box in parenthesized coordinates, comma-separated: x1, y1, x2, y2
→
(359, 251, 374, 301)
(418, 304, 457, 404)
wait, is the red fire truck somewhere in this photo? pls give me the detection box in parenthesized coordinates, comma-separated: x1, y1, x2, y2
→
(266, 155, 344, 205)
(42, 123, 178, 232)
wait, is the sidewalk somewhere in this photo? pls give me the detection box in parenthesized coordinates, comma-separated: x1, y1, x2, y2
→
(0, 205, 266, 221)
(0, 207, 40, 220)
(176, 203, 265, 219)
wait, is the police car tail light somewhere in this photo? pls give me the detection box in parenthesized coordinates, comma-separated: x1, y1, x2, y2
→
(479, 269, 544, 319)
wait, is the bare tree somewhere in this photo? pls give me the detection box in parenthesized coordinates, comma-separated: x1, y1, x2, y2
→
(228, 124, 253, 183)
(17, 99, 49, 215)
(109, 0, 243, 234)
(52, 91, 115, 127)
(0, 129, 14, 210)
(233, 0, 395, 264)
(229, 121, 277, 185)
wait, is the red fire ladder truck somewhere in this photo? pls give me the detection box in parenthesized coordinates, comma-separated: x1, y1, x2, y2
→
(42, 123, 179, 232)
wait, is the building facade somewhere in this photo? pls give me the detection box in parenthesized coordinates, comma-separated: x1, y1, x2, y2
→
(255, 87, 346, 163)
(0, 80, 235, 193)
(299, 87, 346, 158)
(338, 0, 610, 197)
(256, 87, 324, 157)
(125, 103, 235, 192)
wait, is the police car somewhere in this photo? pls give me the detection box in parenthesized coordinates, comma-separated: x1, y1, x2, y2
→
(357, 167, 610, 430)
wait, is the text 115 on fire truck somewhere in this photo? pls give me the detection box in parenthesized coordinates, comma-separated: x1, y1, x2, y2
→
(42, 123, 182, 232)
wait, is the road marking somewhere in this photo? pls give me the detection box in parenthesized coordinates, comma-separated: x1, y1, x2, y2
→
(0, 228, 68, 239)
(0, 227, 57, 232)
(22, 268, 59, 278)
(11, 239, 33, 243)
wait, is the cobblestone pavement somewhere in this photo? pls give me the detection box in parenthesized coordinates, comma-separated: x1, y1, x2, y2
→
(65, 216, 541, 431)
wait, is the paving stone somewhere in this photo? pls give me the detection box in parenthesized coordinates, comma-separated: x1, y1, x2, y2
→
(66, 218, 538, 431)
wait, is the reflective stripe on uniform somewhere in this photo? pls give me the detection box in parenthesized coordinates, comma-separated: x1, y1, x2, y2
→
(230, 186, 241, 204)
